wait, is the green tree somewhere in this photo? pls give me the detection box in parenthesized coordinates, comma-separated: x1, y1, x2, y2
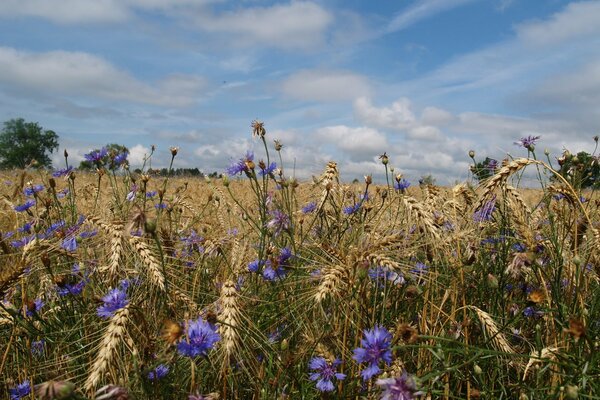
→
(0, 118, 59, 169)
(470, 157, 498, 183)
(555, 150, 600, 189)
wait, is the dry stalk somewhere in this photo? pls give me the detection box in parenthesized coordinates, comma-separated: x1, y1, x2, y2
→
(129, 236, 165, 291)
(315, 263, 348, 303)
(522, 347, 559, 380)
(89, 217, 123, 278)
(402, 196, 440, 240)
(476, 158, 535, 210)
(469, 306, 514, 355)
(84, 305, 130, 392)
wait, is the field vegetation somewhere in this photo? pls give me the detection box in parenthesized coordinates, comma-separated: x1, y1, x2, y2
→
(1, 124, 599, 399)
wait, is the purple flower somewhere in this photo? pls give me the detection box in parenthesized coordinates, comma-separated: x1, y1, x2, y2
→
(302, 201, 317, 214)
(14, 200, 35, 212)
(84, 147, 108, 163)
(177, 318, 220, 358)
(23, 184, 44, 197)
(353, 326, 393, 380)
(515, 135, 540, 150)
(18, 222, 33, 233)
(148, 364, 169, 381)
(26, 298, 44, 317)
(369, 266, 405, 287)
(52, 166, 73, 177)
(155, 202, 168, 210)
(309, 357, 346, 392)
(61, 236, 77, 252)
(31, 339, 45, 357)
(394, 179, 411, 192)
(343, 203, 361, 215)
(410, 262, 429, 276)
(9, 379, 31, 400)
(376, 371, 420, 400)
(248, 259, 268, 273)
(97, 288, 128, 319)
(146, 191, 157, 198)
(473, 197, 496, 222)
(259, 161, 277, 177)
(112, 151, 129, 166)
(266, 209, 290, 235)
(523, 306, 544, 318)
(486, 159, 498, 171)
(11, 234, 35, 248)
(126, 184, 138, 202)
(226, 151, 254, 176)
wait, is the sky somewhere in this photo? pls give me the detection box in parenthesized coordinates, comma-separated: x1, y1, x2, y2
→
(0, 0, 599, 184)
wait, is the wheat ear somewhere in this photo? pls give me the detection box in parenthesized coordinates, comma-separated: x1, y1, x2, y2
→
(129, 236, 165, 291)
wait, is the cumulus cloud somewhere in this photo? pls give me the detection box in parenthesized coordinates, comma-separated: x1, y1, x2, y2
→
(195, 2, 332, 50)
(385, 0, 476, 34)
(315, 125, 388, 157)
(128, 144, 152, 166)
(354, 97, 416, 130)
(281, 70, 371, 102)
(0, 47, 205, 106)
(516, 1, 600, 47)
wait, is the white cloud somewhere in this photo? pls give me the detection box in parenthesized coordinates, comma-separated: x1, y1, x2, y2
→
(385, 0, 476, 34)
(315, 125, 388, 156)
(421, 106, 455, 126)
(281, 70, 371, 102)
(354, 97, 416, 130)
(516, 1, 600, 47)
(129, 144, 151, 166)
(0, 47, 205, 106)
(196, 2, 332, 50)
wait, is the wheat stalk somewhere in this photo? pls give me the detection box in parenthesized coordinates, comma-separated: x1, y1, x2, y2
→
(469, 306, 514, 355)
(218, 280, 240, 359)
(476, 158, 535, 210)
(402, 196, 440, 240)
(84, 305, 130, 392)
(129, 236, 165, 291)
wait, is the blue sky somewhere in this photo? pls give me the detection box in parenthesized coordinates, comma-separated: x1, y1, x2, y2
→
(0, 0, 598, 183)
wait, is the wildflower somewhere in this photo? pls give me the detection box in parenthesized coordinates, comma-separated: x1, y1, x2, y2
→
(126, 184, 138, 202)
(31, 339, 45, 357)
(515, 135, 540, 150)
(23, 184, 44, 197)
(353, 326, 393, 380)
(14, 200, 35, 212)
(26, 298, 44, 317)
(302, 201, 317, 214)
(343, 203, 361, 215)
(376, 371, 421, 400)
(226, 151, 254, 176)
(564, 318, 586, 342)
(379, 152, 389, 165)
(155, 202, 168, 210)
(394, 179, 410, 192)
(52, 166, 73, 177)
(177, 317, 220, 358)
(369, 266, 405, 287)
(248, 259, 268, 273)
(146, 191, 157, 198)
(148, 364, 169, 381)
(308, 357, 346, 392)
(61, 236, 77, 252)
(473, 197, 496, 222)
(95, 385, 129, 400)
(84, 147, 108, 163)
(487, 158, 498, 171)
(18, 222, 33, 233)
(259, 161, 277, 177)
(410, 262, 429, 276)
(251, 119, 266, 138)
(9, 379, 31, 400)
(266, 209, 290, 235)
(11, 234, 35, 248)
(97, 288, 128, 319)
(112, 150, 129, 167)
(523, 306, 543, 318)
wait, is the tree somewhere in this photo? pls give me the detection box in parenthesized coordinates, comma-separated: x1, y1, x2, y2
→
(0, 118, 59, 169)
(470, 157, 498, 183)
(555, 150, 600, 189)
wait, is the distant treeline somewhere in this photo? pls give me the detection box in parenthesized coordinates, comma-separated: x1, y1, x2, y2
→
(131, 168, 222, 178)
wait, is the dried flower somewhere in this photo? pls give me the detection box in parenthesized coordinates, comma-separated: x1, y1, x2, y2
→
(251, 120, 266, 138)
(376, 371, 421, 400)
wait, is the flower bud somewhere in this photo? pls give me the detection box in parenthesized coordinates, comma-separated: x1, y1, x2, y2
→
(170, 146, 179, 157)
(63, 149, 69, 158)
(364, 175, 372, 185)
(474, 364, 483, 375)
(274, 139, 283, 151)
(469, 150, 475, 159)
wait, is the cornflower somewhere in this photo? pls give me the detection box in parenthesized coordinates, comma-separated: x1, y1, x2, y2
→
(97, 287, 128, 319)
(308, 357, 346, 392)
(353, 326, 393, 380)
(302, 201, 317, 214)
(343, 203, 361, 215)
(226, 151, 254, 176)
(177, 317, 220, 358)
(84, 147, 108, 163)
(394, 179, 410, 192)
(14, 200, 35, 212)
(9, 379, 31, 400)
(52, 166, 73, 177)
(259, 161, 277, 176)
(515, 135, 540, 150)
(266, 209, 290, 235)
(473, 197, 496, 222)
(376, 371, 421, 400)
(61, 236, 77, 252)
(23, 184, 44, 197)
(148, 364, 169, 381)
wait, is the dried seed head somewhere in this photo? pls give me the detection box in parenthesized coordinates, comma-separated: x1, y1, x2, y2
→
(274, 139, 283, 151)
(364, 175, 372, 185)
(564, 318, 586, 341)
(251, 119, 266, 138)
(170, 146, 179, 157)
(527, 289, 545, 304)
(162, 320, 183, 344)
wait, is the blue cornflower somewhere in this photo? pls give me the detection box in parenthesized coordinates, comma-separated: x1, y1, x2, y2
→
(523, 306, 544, 318)
(57, 280, 86, 296)
(376, 371, 421, 400)
(155, 203, 168, 210)
(226, 151, 254, 176)
(177, 317, 220, 358)
(259, 161, 277, 177)
(353, 326, 393, 381)
(266, 209, 290, 235)
(14, 200, 36, 212)
(248, 259, 269, 273)
(112, 150, 129, 166)
(146, 191, 157, 198)
(473, 198, 496, 222)
(62, 236, 77, 252)
(26, 298, 44, 317)
(52, 166, 73, 177)
(79, 229, 98, 239)
(23, 184, 44, 197)
(343, 203, 361, 215)
(515, 135, 540, 150)
(148, 364, 169, 381)
(57, 188, 69, 199)
(31, 339, 45, 357)
(263, 264, 286, 281)
(309, 357, 346, 392)
(84, 147, 108, 163)
(126, 184, 138, 201)
(97, 288, 128, 319)
(9, 379, 31, 400)
(11, 234, 35, 248)
(394, 179, 411, 192)
(486, 158, 498, 171)
(369, 266, 405, 287)
(18, 222, 33, 233)
(410, 262, 429, 276)
(302, 201, 317, 214)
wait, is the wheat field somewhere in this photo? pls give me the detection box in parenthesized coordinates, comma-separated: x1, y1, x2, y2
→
(1, 132, 599, 399)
